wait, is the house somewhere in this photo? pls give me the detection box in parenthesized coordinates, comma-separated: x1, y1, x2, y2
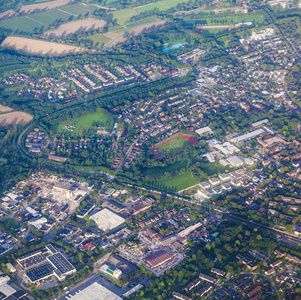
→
(265, 268, 275, 276)
(270, 259, 282, 268)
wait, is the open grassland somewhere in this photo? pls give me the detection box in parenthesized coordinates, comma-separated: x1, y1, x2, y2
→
(17, 0, 74, 14)
(58, 3, 102, 15)
(56, 109, 115, 134)
(1, 36, 92, 56)
(45, 18, 106, 37)
(155, 173, 200, 192)
(89, 33, 112, 48)
(134, 0, 191, 14)
(0, 111, 33, 126)
(126, 19, 166, 36)
(110, 9, 137, 25)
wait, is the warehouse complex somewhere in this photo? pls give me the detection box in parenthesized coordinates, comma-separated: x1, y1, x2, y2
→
(17, 244, 76, 283)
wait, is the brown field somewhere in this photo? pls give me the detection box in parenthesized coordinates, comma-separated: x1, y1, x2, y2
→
(0, 105, 13, 113)
(1, 36, 94, 56)
(0, 111, 33, 126)
(0, 10, 16, 20)
(17, 0, 74, 14)
(44, 18, 106, 37)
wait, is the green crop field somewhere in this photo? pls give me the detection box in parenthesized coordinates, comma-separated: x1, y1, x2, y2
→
(0, 9, 71, 32)
(29, 9, 71, 25)
(134, 0, 190, 14)
(59, 3, 100, 15)
(110, 9, 137, 25)
(89, 33, 112, 48)
(154, 173, 200, 192)
(125, 16, 159, 29)
(0, 4, 100, 33)
(0, 16, 41, 32)
(56, 109, 115, 134)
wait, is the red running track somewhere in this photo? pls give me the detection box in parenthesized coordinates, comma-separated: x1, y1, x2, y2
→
(149, 133, 197, 153)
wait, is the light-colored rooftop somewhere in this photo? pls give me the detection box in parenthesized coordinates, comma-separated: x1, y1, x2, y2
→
(68, 282, 122, 300)
(90, 208, 125, 231)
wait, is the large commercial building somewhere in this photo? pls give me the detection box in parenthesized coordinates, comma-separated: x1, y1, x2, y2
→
(17, 245, 76, 283)
(90, 208, 125, 231)
(145, 250, 174, 268)
(231, 129, 264, 144)
(69, 282, 122, 300)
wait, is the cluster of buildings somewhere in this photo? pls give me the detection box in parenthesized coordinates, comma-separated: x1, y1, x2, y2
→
(176, 48, 206, 65)
(17, 244, 76, 283)
(196, 168, 254, 201)
(118, 219, 213, 276)
(25, 127, 48, 155)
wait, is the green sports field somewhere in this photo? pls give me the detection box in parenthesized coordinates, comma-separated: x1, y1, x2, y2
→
(155, 173, 200, 192)
(56, 109, 115, 134)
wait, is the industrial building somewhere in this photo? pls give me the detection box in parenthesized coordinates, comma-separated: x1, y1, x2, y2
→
(17, 245, 76, 283)
(90, 208, 125, 231)
(231, 129, 265, 144)
(68, 282, 122, 300)
(145, 250, 174, 268)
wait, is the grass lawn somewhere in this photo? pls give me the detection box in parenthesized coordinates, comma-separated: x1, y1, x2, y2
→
(143, 160, 188, 176)
(125, 16, 159, 29)
(90, 34, 112, 48)
(56, 109, 115, 134)
(110, 9, 137, 25)
(3, 219, 19, 230)
(134, 0, 191, 14)
(155, 173, 200, 192)
(59, 4, 100, 16)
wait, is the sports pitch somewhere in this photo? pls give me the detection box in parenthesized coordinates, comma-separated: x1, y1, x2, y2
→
(150, 133, 197, 156)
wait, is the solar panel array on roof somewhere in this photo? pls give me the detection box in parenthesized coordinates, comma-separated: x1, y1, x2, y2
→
(25, 263, 55, 282)
(18, 253, 47, 269)
(46, 244, 57, 254)
(47, 252, 75, 274)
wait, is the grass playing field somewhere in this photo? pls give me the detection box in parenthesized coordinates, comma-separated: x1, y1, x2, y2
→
(154, 172, 200, 192)
(56, 109, 115, 134)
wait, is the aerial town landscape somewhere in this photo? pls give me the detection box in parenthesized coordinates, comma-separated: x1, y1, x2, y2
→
(1, 0, 301, 299)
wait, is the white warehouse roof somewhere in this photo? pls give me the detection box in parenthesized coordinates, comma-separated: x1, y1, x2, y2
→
(231, 129, 264, 143)
(69, 282, 122, 300)
(90, 208, 125, 231)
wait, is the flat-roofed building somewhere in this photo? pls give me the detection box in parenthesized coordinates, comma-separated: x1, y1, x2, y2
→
(145, 250, 174, 268)
(69, 282, 122, 300)
(90, 209, 125, 231)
